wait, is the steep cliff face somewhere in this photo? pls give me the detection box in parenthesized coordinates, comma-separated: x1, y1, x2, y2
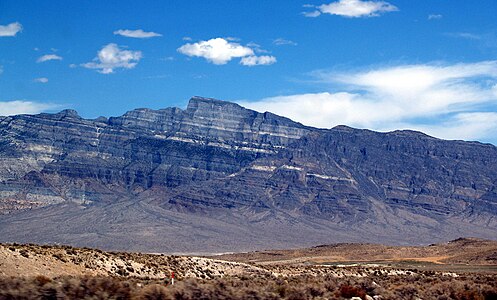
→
(0, 97, 496, 252)
(164, 125, 497, 223)
(0, 97, 311, 212)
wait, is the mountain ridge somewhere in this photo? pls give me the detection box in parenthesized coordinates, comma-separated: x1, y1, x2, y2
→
(0, 96, 496, 252)
(3, 96, 492, 146)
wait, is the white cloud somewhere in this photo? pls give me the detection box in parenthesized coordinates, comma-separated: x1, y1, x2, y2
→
(428, 14, 443, 20)
(34, 77, 48, 83)
(240, 55, 277, 66)
(178, 38, 254, 65)
(225, 37, 241, 42)
(37, 54, 63, 63)
(303, 10, 322, 17)
(114, 29, 162, 38)
(0, 100, 59, 116)
(273, 38, 298, 46)
(239, 61, 497, 143)
(82, 43, 142, 74)
(449, 32, 482, 40)
(305, 0, 398, 18)
(246, 42, 269, 54)
(0, 22, 22, 37)
(178, 38, 276, 66)
(447, 32, 497, 50)
(393, 113, 497, 142)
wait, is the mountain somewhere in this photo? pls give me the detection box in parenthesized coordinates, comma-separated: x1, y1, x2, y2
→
(0, 96, 496, 252)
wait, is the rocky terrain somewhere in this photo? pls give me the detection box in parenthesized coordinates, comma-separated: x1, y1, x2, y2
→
(4, 239, 496, 279)
(0, 96, 496, 252)
(0, 243, 266, 279)
(0, 241, 459, 279)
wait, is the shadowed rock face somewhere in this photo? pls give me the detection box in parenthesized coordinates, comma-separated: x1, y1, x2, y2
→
(0, 97, 496, 252)
(0, 97, 310, 206)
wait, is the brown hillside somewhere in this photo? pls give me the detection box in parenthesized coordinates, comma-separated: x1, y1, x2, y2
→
(215, 238, 497, 266)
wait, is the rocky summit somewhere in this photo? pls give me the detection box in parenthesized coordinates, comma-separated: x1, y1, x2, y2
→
(0, 96, 496, 253)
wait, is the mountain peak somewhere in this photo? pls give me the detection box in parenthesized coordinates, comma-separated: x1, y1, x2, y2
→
(54, 109, 81, 119)
(186, 96, 243, 112)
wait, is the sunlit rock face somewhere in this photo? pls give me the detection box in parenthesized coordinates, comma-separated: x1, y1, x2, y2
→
(0, 97, 496, 252)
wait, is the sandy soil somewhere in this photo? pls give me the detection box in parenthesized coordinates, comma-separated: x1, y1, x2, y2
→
(0, 245, 99, 277)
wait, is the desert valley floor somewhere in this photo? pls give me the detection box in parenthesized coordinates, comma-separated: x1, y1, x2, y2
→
(1, 238, 496, 299)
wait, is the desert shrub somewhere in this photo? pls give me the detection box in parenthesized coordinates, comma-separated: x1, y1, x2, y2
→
(483, 290, 497, 300)
(66, 249, 77, 255)
(39, 284, 58, 300)
(0, 270, 495, 300)
(338, 284, 367, 299)
(35, 275, 52, 286)
(394, 284, 420, 300)
(274, 282, 287, 297)
(59, 276, 132, 299)
(136, 284, 170, 300)
(52, 252, 66, 262)
(285, 288, 307, 300)
(116, 267, 129, 276)
(19, 249, 29, 258)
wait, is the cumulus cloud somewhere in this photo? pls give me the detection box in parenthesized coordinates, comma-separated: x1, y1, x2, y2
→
(0, 22, 22, 37)
(37, 54, 63, 63)
(34, 77, 49, 83)
(304, 0, 398, 18)
(0, 100, 59, 116)
(240, 55, 277, 66)
(178, 38, 276, 66)
(178, 38, 254, 65)
(113, 29, 162, 38)
(82, 43, 142, 74)
(239, 61, 497, 143)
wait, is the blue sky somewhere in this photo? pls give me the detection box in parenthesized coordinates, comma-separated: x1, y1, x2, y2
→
(1, 0, 497, 144)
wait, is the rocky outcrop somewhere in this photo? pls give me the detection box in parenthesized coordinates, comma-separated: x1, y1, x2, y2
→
(0, 97, 496, 252)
